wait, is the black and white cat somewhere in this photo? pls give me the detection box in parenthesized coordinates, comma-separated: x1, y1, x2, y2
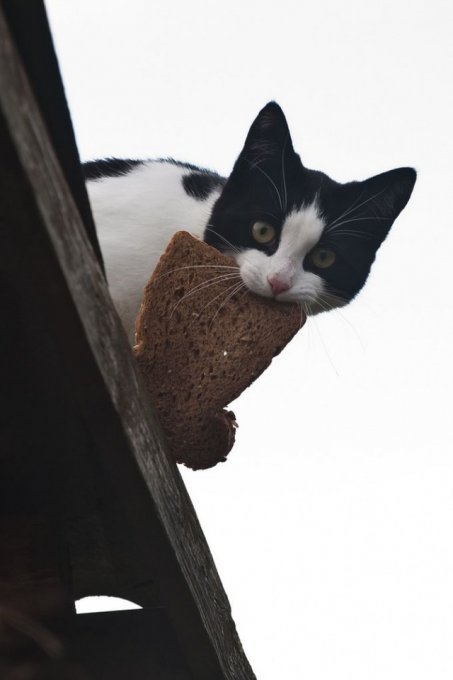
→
(85, 102, 416, 341)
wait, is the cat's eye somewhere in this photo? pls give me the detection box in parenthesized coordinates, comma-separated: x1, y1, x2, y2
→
(251, 221, 276, 244)
(309, 247, 336, 269)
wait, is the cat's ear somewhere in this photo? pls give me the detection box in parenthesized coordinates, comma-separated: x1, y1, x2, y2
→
(236, 102, 295, 169)
(338, 167, 417, 249)
(359, 167, 417, 222)
(245, 102, 293, 150)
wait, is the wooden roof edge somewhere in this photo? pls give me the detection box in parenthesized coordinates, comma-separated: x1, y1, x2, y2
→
(1, 0, 104, 271)
(0, 3, 256, 679)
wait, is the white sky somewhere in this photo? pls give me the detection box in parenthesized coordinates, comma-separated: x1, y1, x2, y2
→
(45, 1, 453, 678)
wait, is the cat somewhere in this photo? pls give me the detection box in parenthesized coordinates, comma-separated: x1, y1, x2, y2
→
(84, 102, 416, 341)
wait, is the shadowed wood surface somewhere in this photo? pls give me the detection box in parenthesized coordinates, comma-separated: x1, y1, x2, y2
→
(1, 0, 104, 272)
(56, 609, 193, 680)
(0, 2, 256, 678)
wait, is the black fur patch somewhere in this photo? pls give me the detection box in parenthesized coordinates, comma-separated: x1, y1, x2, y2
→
(158, 157, 206, 173)
(182, 171, 226, 200)
(83, 158, 144, 180)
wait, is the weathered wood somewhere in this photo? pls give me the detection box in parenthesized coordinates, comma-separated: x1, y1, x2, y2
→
(0, 4, 256, 679)
(0, 516, 73, 619)
(55, 609, 192, 679)
(1, 0, 104, 271)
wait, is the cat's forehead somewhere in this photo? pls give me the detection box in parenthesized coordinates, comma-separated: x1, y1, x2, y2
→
(278, 203, 325, 257)
(250, 162, 327, 211)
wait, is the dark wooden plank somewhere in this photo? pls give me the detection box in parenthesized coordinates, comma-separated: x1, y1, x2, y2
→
(0, 516, 74, 620)
(1, 0, 104, 272)
(0, 607, 71, 680)
(55, 609, 192, 680)
(0, 5, 256, 680)
(1, 610, 192, 680)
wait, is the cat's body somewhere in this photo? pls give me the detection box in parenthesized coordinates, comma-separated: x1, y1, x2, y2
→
(85, 103, 416, 341)
(86, 159, 226, 337)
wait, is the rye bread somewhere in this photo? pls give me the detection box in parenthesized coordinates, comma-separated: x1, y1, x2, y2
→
(134, 231, 305, 470)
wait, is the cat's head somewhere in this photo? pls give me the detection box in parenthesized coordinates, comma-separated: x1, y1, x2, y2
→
(205, 102, 416, 314)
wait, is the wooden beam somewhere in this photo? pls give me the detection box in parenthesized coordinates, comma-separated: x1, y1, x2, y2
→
(55, 609, 193, 679)
(1, 0, 104, 271)
(0, 516, 73, 619)
(0, 3, 256, 679)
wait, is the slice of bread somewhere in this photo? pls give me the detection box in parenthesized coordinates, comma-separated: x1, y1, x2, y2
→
(134, 231, 305, 470)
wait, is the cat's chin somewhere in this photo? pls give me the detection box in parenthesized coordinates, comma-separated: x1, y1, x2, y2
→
(299, 295, 349, 315)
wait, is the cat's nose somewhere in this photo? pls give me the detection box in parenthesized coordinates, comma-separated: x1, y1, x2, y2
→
(267, 274, 291, 296)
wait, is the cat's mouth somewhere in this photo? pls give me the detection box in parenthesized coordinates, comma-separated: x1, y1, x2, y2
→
(241, 273, 320, 310)
(238, 269, 346, 315)
(235, 258, 310, 304)
(229, 248, 348, 314)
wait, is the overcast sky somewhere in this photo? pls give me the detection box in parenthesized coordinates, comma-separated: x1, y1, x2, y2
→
(45, 1, 453, 678)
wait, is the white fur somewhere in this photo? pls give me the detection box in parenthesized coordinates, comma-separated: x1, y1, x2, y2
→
(88, 161, 221, 340)
(237, 203, 327, 309)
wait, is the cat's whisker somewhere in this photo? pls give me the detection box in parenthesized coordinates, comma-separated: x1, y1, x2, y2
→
(281, 135, 289, 213)
(324, 189, 366, 230)
(196, 276, 245, 313)
(329, 215, 390, 227)
(315, 291, 366, 352)
(308, 306, 340, 376)
(238, 287, 250, 302)
(169, 273, 241, 318)
(326, 294, 349, 307)
(325, 215, 389, 235)
(314, 297, 331, 314)
(325, 229, 376, 241)
(299, 302, 314, 365)
(205, 225, 242, 255)
(326, 188, 388, 231)
(153, 263, 240, 283)
(327, 301, 365, 351)
(257, 210, 280, 221)
(316, 293, 346, 312)
(178, 284, 242, 325)
(248, 161, 283, 212)
(186, 280, 242, 327)
(298, 302, 306, 329)
(209, 281, 247, 330)
(204, 283, 250, 323)
(326, 192, 373, 229)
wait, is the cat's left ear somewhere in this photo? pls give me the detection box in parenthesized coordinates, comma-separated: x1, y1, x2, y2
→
(360, 167, 417, 222)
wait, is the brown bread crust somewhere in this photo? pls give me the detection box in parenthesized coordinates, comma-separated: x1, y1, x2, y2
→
(134, 231, 305, 470)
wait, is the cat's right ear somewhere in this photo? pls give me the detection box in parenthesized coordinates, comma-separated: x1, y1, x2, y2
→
(236, 102, 295, 169)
